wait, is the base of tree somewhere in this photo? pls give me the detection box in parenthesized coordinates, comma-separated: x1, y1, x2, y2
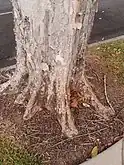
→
(0, 67, 115, 137)
(0, 39, 123, 164)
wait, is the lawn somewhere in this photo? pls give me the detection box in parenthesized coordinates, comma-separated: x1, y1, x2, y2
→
(89, 40, 124, 84)
(0, 136, 42, 165)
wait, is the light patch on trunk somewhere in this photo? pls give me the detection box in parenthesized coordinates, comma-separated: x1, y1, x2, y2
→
(56, 55, 65, 66)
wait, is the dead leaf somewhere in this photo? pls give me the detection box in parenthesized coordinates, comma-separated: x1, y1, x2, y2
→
(83, 103, 90, 108)
(91, 146, 98, 158)
(70, 98, 78, 108)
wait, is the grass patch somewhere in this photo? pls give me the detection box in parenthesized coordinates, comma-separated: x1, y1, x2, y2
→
(0, 136, 42, 165)
(89, 40, 124, 84)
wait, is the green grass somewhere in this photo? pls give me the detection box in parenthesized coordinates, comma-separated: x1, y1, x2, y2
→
(0, 136, 42, 165)
(89, 40, 124, 84)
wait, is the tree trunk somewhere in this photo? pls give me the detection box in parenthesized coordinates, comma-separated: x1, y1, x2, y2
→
(0, 0, 114, 137)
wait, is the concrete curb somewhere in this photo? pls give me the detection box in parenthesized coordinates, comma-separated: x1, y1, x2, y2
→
(0, 11, 12, 16)
(80, 139, 123, 165)
(0, 64, 15, 72)
(88, 35, 124, 47)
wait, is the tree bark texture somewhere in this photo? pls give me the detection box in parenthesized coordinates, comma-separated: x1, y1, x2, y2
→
(0, 0, 101, 137)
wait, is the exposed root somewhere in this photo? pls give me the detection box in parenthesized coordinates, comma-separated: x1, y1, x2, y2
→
(104, 75, 115, 114)
(15, 85, 42, 120)
(91, 98, 113, 119)
(0, 80, 10, 94)
(59, 106, 78, 138)
(56, 69, 78, 137)
(15, 71, 43, 120)
(0, 66, 43, 121)
(23, 90, 40, 120)
(15, 84, 42, 120)
(15, 86, 29, 104)
(0, 69, 27, 94)
(82, 74, 115, 119)
(62, 108, 78, 137)
(23, 104, 42, 120)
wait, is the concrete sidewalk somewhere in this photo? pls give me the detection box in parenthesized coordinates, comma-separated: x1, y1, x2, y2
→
(80, 139, 123, 165)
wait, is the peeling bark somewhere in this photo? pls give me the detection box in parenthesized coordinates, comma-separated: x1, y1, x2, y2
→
(0, 0, 113, 137)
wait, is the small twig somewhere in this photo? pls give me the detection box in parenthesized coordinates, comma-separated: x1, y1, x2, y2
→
(29, 135, 59, 149)
(114, 118, 124, 126)
(93, 114, 106, 121)
(85, 124, 96, 141)
(115, 108, 124, 118)
(122, 135, 124, 165)
(49, 128, 108, 149)
(104, 75, 115, 113)
(84, 119, 110, 127)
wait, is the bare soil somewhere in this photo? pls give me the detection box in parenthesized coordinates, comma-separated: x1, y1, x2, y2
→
(0, 44, 124, 165)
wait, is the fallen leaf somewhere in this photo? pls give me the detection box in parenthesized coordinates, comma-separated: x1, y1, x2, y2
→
(83, 103, 90, 108)
(70, 98, 78, 108)
(91, 146, 98, 158)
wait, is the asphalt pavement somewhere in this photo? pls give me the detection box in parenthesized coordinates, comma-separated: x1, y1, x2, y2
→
(0, 12, 15, 68)
(0, 0, 12, 13)
(89, 0, 124, 43)
(0, 0, 124, 68)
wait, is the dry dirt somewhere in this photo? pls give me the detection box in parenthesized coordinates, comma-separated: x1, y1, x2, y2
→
(0, 48, 124, 165)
